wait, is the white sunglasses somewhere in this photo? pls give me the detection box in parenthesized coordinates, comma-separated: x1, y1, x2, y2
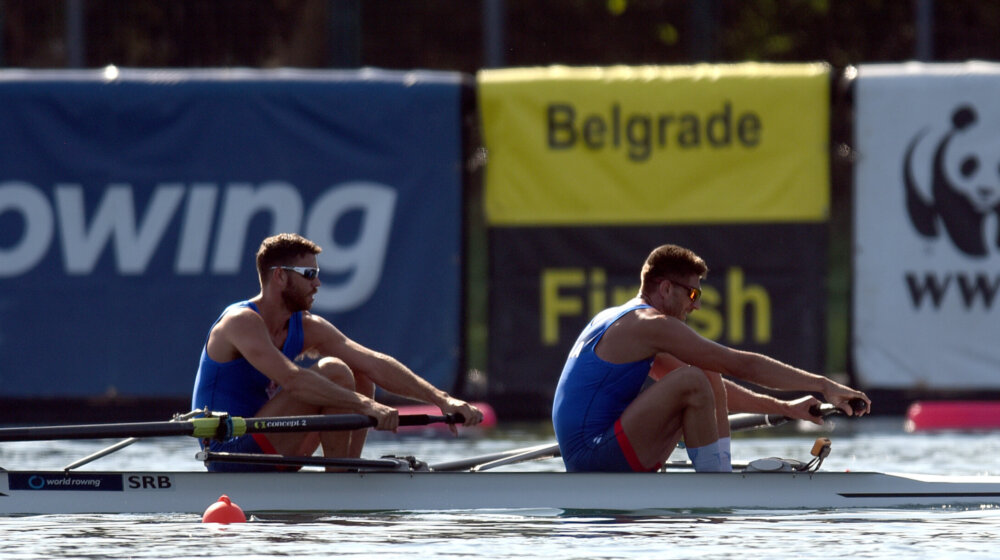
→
(270, 266, 320, 280)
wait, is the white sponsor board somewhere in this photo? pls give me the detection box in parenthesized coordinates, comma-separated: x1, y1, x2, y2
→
(854, 62, 1000, 389)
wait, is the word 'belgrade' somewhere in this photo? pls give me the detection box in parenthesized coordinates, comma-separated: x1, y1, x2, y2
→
(547, 101, 762, 162)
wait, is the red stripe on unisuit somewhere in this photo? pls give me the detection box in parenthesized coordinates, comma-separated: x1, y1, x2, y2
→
(251, 433, 301, 472)
(252, 433, 278, 454)
(614, 419, 661, 472)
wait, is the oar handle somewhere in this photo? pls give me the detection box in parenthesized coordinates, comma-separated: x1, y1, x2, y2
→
(807, 398, 868, 418)
(730, 398, 868, 432)
(398, 413, 465, 427)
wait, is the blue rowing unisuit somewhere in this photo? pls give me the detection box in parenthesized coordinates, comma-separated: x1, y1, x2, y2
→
(191, 300, 304, 419)
(552, 299, 654, 470)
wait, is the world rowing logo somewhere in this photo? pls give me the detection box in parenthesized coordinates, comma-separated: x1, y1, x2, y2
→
(903, 104, 1000, 257)
(16, 474, 109, 490)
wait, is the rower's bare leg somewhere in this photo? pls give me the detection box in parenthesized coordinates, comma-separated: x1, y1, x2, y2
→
(657, 429, 684, 467)
(311, 357, 358, 461)
(647, 355, 698, 467)
(254, 391, 324, 457)
(654, 357, 731, 466)
(704, 370, 731, 467)
(620, 365, 718, 469)
(704, 370, 729, 438)
(253, 357, 358, 462)
(345, 373, 376, 458)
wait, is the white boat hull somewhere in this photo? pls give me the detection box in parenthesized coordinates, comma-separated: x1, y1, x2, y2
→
(3, 470, 1000, 514)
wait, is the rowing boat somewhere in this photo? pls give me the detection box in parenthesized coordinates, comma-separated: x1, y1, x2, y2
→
(3, 466, 1000, 514)
(2, 405, 999, 515)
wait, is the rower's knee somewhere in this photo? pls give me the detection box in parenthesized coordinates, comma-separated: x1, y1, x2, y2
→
(354, 373, 375, 398)
(673, 366, 715, 408)
(702, 370, 727, 399)
(313, 357, 355, 391)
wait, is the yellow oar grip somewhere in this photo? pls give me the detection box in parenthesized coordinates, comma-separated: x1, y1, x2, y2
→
(190, 416, 248, 439)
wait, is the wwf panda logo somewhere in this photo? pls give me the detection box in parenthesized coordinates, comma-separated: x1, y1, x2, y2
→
(903, 105, 1000, 257)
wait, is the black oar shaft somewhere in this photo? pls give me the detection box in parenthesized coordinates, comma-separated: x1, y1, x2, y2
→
(243, 413, 462, 434)
(243, 414, 372, 434)
(0, 421, 197, 442)
(0, 412, 464, 442)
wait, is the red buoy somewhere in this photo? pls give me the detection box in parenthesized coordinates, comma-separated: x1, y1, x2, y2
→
(905, 401, 1000, 432)
(201, 494, 247, 523)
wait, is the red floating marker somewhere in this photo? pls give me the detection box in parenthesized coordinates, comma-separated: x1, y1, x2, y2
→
(202, 494, 247, 524)
(905, 401, 1000, 432)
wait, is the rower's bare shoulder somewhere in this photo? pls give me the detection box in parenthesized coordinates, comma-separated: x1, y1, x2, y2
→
(301, 310, 336, 330)
(215, 306, 265, 333)
(301, 311, 348, 343)
(207, 307, 266, 361)
(624, 308, 695, 353)
(632, 307, 682, 330)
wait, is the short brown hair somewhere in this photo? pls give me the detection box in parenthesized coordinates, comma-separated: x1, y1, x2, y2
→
(256, 233, 322, 282)
(639, 244, 708, 294)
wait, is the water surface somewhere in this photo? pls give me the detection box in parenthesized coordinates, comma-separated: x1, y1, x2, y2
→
(2, 417, 998, 559)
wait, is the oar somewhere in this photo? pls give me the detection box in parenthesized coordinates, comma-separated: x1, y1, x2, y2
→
(431, 443, 562, 472)
(0, 412, 465, 442)
(197, 451, 416, 471)
(470, 444, 562, 472)
(436, 398, 868, 472)
(728, 398, 868, 432)
(61, 409, 205, 471)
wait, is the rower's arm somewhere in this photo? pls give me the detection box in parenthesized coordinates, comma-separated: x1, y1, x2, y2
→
(306, 315, 483, 426)
(722, 379, 823, 422)
(634, 312, 870, 415)
(304, 316, 443, 402)
(723, 378, 788, 414)
(637, 315, 837, 397)
(220, 310, 383, 415)
(723, 352, 870, 415)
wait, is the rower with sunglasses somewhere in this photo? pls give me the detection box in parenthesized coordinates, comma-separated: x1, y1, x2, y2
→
(191, 233, 483, 472)
(552, 244, 870, 473)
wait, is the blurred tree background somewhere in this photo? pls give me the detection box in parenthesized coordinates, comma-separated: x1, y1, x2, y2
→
(2, 0, 996, 378)
(6, 1, 999, 70)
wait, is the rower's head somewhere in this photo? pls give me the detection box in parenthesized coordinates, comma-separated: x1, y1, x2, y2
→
(639, 244, 708, 318)
(256, 233, 322, 288)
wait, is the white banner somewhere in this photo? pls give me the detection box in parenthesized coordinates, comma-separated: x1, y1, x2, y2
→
(854, 62, 1000, 389)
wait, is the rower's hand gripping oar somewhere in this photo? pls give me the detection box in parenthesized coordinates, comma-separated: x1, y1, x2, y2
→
(727, 398, 868, 432)
(0, 411, 466, 442)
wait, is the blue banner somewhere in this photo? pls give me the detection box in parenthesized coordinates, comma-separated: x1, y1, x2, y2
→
(0, 69, 464, 399)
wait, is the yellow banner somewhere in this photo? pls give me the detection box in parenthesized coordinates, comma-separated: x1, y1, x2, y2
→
(478, 64, 830, 225)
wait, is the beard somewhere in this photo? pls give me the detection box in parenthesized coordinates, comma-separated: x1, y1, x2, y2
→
(281, 285, 313, 313)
